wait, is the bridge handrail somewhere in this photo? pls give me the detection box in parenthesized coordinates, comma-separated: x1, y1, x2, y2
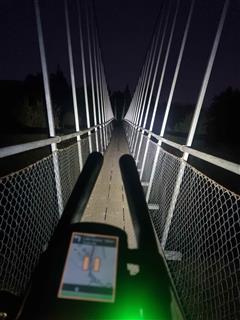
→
(124, 119, 240, 176)
(0, 118, 114, 159)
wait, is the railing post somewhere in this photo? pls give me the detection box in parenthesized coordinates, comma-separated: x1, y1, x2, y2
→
(128, 64, 146, 147)
(132, 25, 161, 157)
(86, 3, 99, 152)
(146, 0, 194, 200)
(140, 0, 179, 180)
(98, 50, 107, 150)
(100, 61, 108, 146)
(64, 0, 83, 171)
(77, 0, 93, 153)
(129, 54, 149, 151)
(126, 84, 138, 140)
(92, 13, 104, 153)
(131, 45, 154, 154)
(34, 0, 63, 216)
(135, 3, 166, 165)
(161, 0, 229, 249)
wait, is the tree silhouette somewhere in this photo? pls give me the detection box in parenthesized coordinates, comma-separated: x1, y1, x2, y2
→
(50, 66, 71, 128)
(110, 85, 131, 120)
(167, 103, 194, 133)
(206, 87, 239, 144)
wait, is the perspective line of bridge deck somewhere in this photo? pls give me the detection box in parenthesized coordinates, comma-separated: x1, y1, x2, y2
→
(81, 125, 137, 249)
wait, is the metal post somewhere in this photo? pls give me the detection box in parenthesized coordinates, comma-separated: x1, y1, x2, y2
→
(128, 79, 142, 144)
(86, 3, 99, 152)
(98, 49, 107, 150)
(125, 79, 139, 123)
(77, 0, 93, 153)
(98, 48, 106, 149)
(34, 0, 63, 216)
(129, 53, 149, 150)
(91, 8, 104, 153)
(132, 54, 151, 147)
(140, 0, 179, 180)
(136, 4, 166, 165)
(126, 83, 138, 136)
(161, 0, 229, 249)
(132, 34, 157, 156)
(92, 0, 109, 150)
(103, 69, 112, 144)
(124, 89, 135, 121)
(146, 0, 194, 199)
(133, 15, 163, 158)
(101, 64, 109, 144)
(64, 0, 83, 170)
(101, 60, 109, 146)
(128, 74, 145, 144)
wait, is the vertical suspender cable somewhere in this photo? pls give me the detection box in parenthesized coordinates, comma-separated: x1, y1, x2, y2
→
(133, 16, 163, 157)
(161, 0, 229, 249)
(131, 37, 156, 153)
(91, 2, 104, 152)
(77, 0, 93, 153)
(34, 0, 63, 215)
(146, 0, 195, 201)
(97, 47, 107, 149)
(99, 57, 108, 146)
(141, 0, 179, 179)
(183, 0, 229, 159)
(86, 2, 99, 151)
(135, 4, 165, 164)
(64, 0, 83, 169)
(129, 54, 149, 149)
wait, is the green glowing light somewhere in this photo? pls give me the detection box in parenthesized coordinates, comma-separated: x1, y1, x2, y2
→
(103, 290, 169, 319)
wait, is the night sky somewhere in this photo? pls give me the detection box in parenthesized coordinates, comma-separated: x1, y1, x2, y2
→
(0, 0, 240, 103)
(0, 1, 239, 189)
(0, 0, 161, 93)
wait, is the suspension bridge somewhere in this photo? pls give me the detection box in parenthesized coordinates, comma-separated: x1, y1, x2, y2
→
(0, 0, 240, 319)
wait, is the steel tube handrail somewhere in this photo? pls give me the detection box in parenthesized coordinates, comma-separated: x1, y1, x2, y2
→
(0, 120, 113, 159)
(124, 120, 240, 176)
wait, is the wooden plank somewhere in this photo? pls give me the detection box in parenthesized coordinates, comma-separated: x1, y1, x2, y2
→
(81, 127, 137, 249)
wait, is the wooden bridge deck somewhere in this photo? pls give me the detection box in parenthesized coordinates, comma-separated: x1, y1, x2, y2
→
(81, 126, 137, 249)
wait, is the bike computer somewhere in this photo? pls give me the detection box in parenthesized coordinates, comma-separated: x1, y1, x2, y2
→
(58, 232, 119, 303)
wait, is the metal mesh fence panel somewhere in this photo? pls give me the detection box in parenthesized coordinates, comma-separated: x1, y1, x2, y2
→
(141, 139, 157, 184)
(147, 148, 181, 240)
(136, 135, 147, 171)
(98, 128, 106, 153)
(106, 126, 110, 146)
(0, 125, 114, 297)
(124, 122, 133, 148)
(0, 155, 59, 295)
(165, 161, 240, 320)
(58, 143, 80, 209)
(99, 129, 104, 153)
(132, 130, 141, 155)
(81, 136, 90, 166)
(90, 131, 97, 153)
(126, 122, 240, 319)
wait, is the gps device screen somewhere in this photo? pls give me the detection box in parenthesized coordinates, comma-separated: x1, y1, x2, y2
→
(58, 232, 119, 303)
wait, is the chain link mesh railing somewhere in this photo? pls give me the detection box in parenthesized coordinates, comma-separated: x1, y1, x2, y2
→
(0, 126, 112, 297)
(58, 143, 81, 209)
(0, 154, 59, 295)
(124, 122, 240, 320)
(140, 137, 157, 184)
(135, 132, 146, 170)
(147, 148, 181, 239)
(165, 163, 240, 320)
